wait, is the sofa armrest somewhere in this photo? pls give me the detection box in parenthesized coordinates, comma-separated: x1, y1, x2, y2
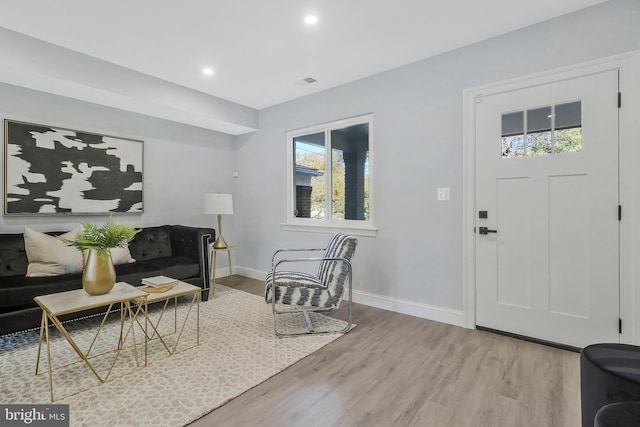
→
(168, 225, 215, 300)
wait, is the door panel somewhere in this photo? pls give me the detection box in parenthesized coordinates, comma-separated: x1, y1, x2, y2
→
(496, 177, 531, 308)
(548, 174, 588, 318)
(475, 70, 620, 348)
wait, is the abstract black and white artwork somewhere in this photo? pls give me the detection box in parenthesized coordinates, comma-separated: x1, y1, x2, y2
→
(3, 119, 143, 215)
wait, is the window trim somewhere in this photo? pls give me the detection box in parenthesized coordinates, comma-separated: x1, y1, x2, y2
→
(283, 114, 376, 237)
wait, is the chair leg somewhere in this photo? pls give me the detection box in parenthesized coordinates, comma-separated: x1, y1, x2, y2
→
(302, 310, 314, 333)
(272, 299, 352, 337)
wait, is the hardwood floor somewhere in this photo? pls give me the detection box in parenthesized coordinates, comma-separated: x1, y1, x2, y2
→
(189, 276, 580, 427)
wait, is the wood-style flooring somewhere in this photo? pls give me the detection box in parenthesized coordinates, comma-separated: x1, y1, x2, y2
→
(188, 276, 580, 427)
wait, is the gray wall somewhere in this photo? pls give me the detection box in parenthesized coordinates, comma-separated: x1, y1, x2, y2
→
(0, 83, 237, 235)
(233, 0, 640, 320)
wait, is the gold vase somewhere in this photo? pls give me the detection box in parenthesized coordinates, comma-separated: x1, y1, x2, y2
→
(82, 250, 116, 295)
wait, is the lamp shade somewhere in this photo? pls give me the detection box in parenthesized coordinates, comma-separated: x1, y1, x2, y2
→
(203, 193, 234, 215)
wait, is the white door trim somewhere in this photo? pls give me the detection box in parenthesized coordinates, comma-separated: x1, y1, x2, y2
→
(462, 51, 640, 344)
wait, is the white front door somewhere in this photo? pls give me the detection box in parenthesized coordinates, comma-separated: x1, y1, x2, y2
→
(475, 70, 620, 348)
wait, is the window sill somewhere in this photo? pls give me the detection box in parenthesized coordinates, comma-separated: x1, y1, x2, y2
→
(280, 222, 377, 237)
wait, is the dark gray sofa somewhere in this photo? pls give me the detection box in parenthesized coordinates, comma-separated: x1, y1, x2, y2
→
(0, 224, 214, 336)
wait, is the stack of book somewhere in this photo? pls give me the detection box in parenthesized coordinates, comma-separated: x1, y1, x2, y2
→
(141, 276, 179, 293)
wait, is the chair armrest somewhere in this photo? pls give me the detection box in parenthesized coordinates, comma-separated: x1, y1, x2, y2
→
(271, 248, 325, 268)
(272, 256, 351, 273)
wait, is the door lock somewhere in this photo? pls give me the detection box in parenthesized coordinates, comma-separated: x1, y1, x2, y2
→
(478, 227, 497, 235)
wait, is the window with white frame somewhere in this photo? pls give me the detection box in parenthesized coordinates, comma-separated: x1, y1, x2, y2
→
(284, 115, 375, 235)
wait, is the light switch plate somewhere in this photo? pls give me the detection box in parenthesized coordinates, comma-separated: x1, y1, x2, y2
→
(437, 187, 450, 201)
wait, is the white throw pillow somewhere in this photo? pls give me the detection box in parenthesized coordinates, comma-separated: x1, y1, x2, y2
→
(24, 227, 84, 277)
(81, 247, 135, 265)
(109, 246, 136, 265)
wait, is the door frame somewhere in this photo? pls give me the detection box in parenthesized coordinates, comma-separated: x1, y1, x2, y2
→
(462, 51, 640, 344)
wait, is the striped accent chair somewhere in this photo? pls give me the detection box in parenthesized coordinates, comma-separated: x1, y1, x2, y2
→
(265, 233, 357, 337)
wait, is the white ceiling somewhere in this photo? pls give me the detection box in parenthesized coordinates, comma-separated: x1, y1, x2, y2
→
(0, 0, 606, 110)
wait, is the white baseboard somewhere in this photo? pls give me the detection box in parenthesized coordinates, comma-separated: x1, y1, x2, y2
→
(352, 290, 464, 327)
(233, 265, 465, 328)
(213, 266, 264, 281)
(233, 266, 266, 281)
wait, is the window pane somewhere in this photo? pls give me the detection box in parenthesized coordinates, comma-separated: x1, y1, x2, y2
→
(330, 123, 369, 220)
(502, 135, 525, 158)
(526, 132, 552, 155)
(293, 132, 325, 219)
(502, 111, 524, 137)
(526, 107, 552, 156)
(555, 101, 581, 129)
(555, 101, 582, 153)
(556, 128, 582, 153)
(527, 106, 552, 133)
(502, 111, 524, 158)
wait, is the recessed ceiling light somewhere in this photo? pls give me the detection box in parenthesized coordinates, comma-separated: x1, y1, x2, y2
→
(202, 68, 214, 76)
(304, 15, 318, 25)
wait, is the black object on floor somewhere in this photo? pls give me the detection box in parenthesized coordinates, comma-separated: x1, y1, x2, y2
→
(581, 343, 640, 427)
(595, 402, 640, 427)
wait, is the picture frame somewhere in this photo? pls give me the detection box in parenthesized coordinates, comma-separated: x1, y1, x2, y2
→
(3, 119, 143, 215)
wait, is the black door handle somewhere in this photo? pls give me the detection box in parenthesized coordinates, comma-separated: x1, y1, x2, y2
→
(479, 227, 497, 235)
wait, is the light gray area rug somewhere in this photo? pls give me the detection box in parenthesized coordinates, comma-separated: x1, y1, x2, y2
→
(0, 284, 348, 426)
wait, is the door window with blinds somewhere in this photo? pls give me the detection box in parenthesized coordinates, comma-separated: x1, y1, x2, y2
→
(501, 101, 582, 158)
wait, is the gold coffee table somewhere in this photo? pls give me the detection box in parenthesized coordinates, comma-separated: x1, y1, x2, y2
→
(135, 281, 200, 363)
(34, 282, 148, 402)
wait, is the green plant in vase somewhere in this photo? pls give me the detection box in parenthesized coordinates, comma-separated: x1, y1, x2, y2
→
(65, 217, 139, 295)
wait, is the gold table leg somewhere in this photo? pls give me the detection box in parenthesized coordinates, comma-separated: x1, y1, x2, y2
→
(171, 292, 199, 354)
(35, 310, 55, 403)
(135, 290, 201, 359)
(35, 310, 45, 375)
(38, 301, 144, 402)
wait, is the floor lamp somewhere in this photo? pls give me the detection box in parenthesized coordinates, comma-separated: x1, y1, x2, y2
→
(203, 193, 234, 249)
